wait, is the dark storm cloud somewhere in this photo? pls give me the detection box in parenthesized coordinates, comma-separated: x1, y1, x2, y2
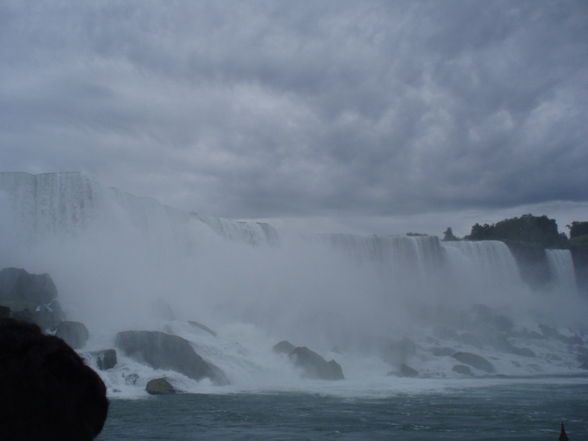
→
(1, 0, 587, 218)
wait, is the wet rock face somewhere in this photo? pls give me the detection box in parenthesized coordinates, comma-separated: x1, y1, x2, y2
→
(0, 268, 64, 329)
(289, 346, 344, 380)
(92, 349, 117, 370)
(146, 378, 175, 395)
(115, 330, 229, 385)
(451, 352, 495, 373)
(56, 321, 89, 349)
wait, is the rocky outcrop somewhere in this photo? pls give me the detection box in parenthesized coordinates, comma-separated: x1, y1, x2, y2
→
(451, 352, 495, 373)
(115, 331, 229, 385)
(56, 321, 89, 349)
(273, 340, 295, 354)
(288, 346, 344, 380)
(146, 378, 175, 395)
(0, 268, 64, 329)
(273, 341, 344, 380)
(92, 349, 117, 370)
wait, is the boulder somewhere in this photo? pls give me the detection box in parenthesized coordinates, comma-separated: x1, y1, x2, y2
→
(288, 346, 344, 380)
(273, 340, 296, 354)
(451, 352, 495, 373)
(452, 364, 474, 376)
(115, 330, 229, 385)
(0, 267, 58, 305)
(56, 321, 89, 349)
(0, 268, 64, 329)
(146, 378, 175, 395)
(92, 349, 117, 370)
(188, 320, 217, 337)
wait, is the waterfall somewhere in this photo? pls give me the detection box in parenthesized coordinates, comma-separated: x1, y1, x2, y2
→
(546, 249, 578, 295)
(0, 172, 278, 247)
(441, 240, 527, 301)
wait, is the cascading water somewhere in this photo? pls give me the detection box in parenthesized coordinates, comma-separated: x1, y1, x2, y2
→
(545, 249, 578, 296)
(1, 172, 587, 397)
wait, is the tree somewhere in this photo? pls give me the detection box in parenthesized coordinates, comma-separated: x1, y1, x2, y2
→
(442, 227, 459, 241)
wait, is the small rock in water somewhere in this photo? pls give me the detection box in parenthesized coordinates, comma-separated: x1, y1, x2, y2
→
(146, 378, 175, 395)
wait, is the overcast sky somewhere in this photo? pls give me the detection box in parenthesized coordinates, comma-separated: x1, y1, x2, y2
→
(1, 0, 587, 235)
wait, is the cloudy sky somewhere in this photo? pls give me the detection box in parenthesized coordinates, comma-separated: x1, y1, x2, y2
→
(1, 0, 587, 235)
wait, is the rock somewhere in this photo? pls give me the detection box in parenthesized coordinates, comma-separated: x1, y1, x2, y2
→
(92, 349, 117, 370)
(273, 340, 296, 354)
(188, 320, 217, 337)
(0, 305, 10, 318)
(0, 268, 64, 329)
(146, 378, 175, 395)
(56, 321, 89, 349)
(0, 267, 58, 305)
(288, 346, 344, 380)
(399, 363, 419, 377)
(451, 352, 495, 373)
(115, 330, 229, 385)
(452, 365, 473, 376)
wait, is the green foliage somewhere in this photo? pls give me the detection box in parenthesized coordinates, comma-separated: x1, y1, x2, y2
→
(567, 221, 588, 239)
(442, 227, 459, 241)
(466, 214, 566, 247)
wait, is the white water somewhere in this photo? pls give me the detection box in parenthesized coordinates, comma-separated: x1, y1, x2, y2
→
(1, 172, 587, 398)
(546, 249, 578, 296)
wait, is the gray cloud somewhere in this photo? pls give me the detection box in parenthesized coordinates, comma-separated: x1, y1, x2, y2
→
(1, 0, 587, 222)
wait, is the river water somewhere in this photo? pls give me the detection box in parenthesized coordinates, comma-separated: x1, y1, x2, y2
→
(97, 377, 588, 441)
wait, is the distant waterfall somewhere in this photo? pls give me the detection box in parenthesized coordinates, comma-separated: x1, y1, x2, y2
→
(441, 240, 526, 298)
(324, 234, 445, 273)
(546, 249, 578, 295)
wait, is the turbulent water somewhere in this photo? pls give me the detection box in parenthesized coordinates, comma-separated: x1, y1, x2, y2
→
(97, 379, 588, 440)
(1, 172, 587, 402)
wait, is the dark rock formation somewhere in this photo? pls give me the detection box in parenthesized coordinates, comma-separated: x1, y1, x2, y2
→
(452, 364, 473, 376)
(288, 346, 344, 380)
(56, 321, 89, 349)
(188, 320, 217, 337)
(92, 349, 117, 370)
(0, 268, 64, 329)
(273, 340, 296, 354)
(146, 378, 175, 395)
(451, 352, 495, 373)
(115, 330, 229, 385)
